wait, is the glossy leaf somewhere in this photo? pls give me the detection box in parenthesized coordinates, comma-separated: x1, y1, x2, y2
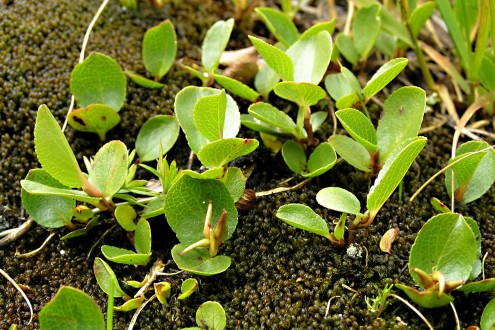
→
(255, 7, 298, 47)
(101, 245, 151, 266)
(21, 180, 101, 205)
(39, 286, 105, 330)
(178, 278, 199, 300)
(310, 111, 328, 132)
(142, 20, 176, 79)
(134, 218, 151, 254)
(340, 67, 362, 95)
(376, 86, 426, 162)
(136, 115, 180, 162)
(70, 52, 126, 111)
(335, 34, 359, 66)
(68, 104, 121, 141)
(193, 90, 227, 142)
(335, 108, 377, 152)
(352, 4, 381, 58)
(481, 298, 495, 330)
(93, 257, 128, 298)
(316, 187, 362, 215)
(249, 36, 294, 81)
(329, 135, 371, 172)
(324, 72, 358, 106)
(409, 213, 477, 284)
(300, 20, 336, 40)
(247, 102, 296, 134)
(286, 31, 332, 84)
(197, 138, 259, 168)
(34, 105, 83, 188)
(240, 114, 289, 136)
(114, 204, 137, 231)
(125, 70, 165, 89)
(21, 169, 75, 228)
(175, 86, 240, 154)
(363, 58, 408, 101)
(281, 140, 306, 174)
(367, 137, 427, 218)
(213, 74, 260, 102)
(276, 204, 330, 238)
(274, 81, 326, 107)
(302, 142, 337, 178)
(164, 175, 238, 244)
(202, 19, 234, 72)
(196, 301, 227, 330)
(220, 167, 246, 202)
(254, 61, 279, 99)
(172, 243, 231, 276)
(458, 278, 495, 293)
(88, 141, 128, 198)
(395, 284, 454, 308)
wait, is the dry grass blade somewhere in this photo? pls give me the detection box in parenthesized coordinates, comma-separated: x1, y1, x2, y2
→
(0, 268, 33, 324)
(436, 84, 459, 124)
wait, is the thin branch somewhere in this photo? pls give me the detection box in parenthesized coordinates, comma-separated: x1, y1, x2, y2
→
(389, 293, 434, 330)
(0, 268, 33, 324)
(0, 219, 34, 247)
(16, 231, 57, 258)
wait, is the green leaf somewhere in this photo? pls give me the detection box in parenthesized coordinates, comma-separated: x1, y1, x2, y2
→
(70, 52, 127, 111)
(113, 296, 145, 312)
(281, 140, 306, 174)
(220, 167, 246, 202)
(352, 4, 381, 59)
(21, 169, 75, 228)
(249, 36, 294, 81)
(324, 72, 358, 106)
(93, 257, 128, 298)
(480, 53, 495, 90)
(178, 278, 199, 300)
(458, 278, 495, 293)
(316, 187, 362, 215)
(335, 34, 359, 66)
(300, 20, 336, 40)
(240, 114, 290, 136)
(21, 180, 101, 205)
(61, 216, 99, 240)
(125, 70, 165, 89)
(39, 286, 105, 330)
(134, 218, 151, 254)
(274, 81, 326, 107)
(409, 213, 478, 284)
(286, 31, 332, 84)
(367, 137, 427, 218)
(88, 141, 128, 198)
(276, 204, 330, 238)
(248, 102, 296, 134)
(254, 62, 280, 99)
(101, 245, 151, 266)
(340, 67, 362, 95)
(329, 135, 371, 172)
(154, 282, 171, 305)
(193, 90, 227, 142)
(68, 104, 121, 141)
(481, 298, 495, 330)
(445, 141, 495, 204)
(196, 301, 227, 330)
(363, 58, 408, 101)
(213, 74, 260, 102)
(464, 216, 482, 280)
(376, 86, 426, 162)
(410, 2, 436, 37)
(164, 175, 238, 245)
(302, 142, 337, 178)
(34, 105, 83, 188)
(310, 111, 328, 132)
(172, 243, 231, 276)
(114, 204, 137, 231)
(175, 86, 240, 154)
(335, 108, 377, 152)
(136, 115, 180, 162)
(375, 32, 396, 57)
(197, 138, 259, 168)
(255, 7, 298, 47)
(395, 284, 454, 308)
(142, 20, 176, 79)
(202, 19, 234, 72)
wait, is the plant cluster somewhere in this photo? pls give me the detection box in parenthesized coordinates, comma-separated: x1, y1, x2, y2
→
(3, 0, 495, 329)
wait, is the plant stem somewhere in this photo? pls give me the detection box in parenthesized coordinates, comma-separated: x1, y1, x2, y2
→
(107, 275, 115, 330)
(0, 268, 33, 324)
(389, 293, 434, 330)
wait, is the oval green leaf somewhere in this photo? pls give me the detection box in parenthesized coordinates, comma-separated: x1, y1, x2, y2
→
(21, 169, 75, 228)
(194, 90, 227, 142)
(202, 19, 234, 72)
(310, 111, 328, 132)
(303, 142, 337, 178)
(88, 141, 128, 198)
(316, 187, 362, 215)
(395, 284, 454, 308)
(481, 298, 495, 330)
(143, 20, 176, 79)
(196, 301, 227, 330)
(39, 286, 105, 330)
(68, 104, 121, 141)
(164, 175, 238, 244)
(93, 257, 128, 298)
(363, 58, 408, 101)
(125, 70, 165, 89)
(335, 34, 359, 66)
(352, 4, 381, 59)
(213, 74, 260, 102)
(178, 278, 199, 300)
(34, 105, 83, 188)
(249, 36, 294, 81)
(172, 243, 231, 276)
(197, 138, 259, 168)
(276, 204, 330, 238)
(220, 167, 246, 202)
(300, 20, 336, 40)
(70, 52, 126, 111)
(458, 278, 495, 293)
(335, 108, 377, 152)
(136, 115, 180, 162)
(101, 245, 151, 266)
(281, 140, 306, 174)
(329, 135, 371, 172)
(248, 102, 296, 134)
(274, 81, 326, 107)
(240, 114, 290, 136)
(20, 180, 101, 205)
(134, 218, 151, 254)
(114, 296, 145, 312)
(255, 7, 298, 47)
(324, 72, 358, 105)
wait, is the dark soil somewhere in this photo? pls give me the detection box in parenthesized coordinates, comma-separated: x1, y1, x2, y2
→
(1, 1, 495, 329)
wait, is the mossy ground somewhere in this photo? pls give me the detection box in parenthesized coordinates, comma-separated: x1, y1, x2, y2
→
(1, 1, 495, 329)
